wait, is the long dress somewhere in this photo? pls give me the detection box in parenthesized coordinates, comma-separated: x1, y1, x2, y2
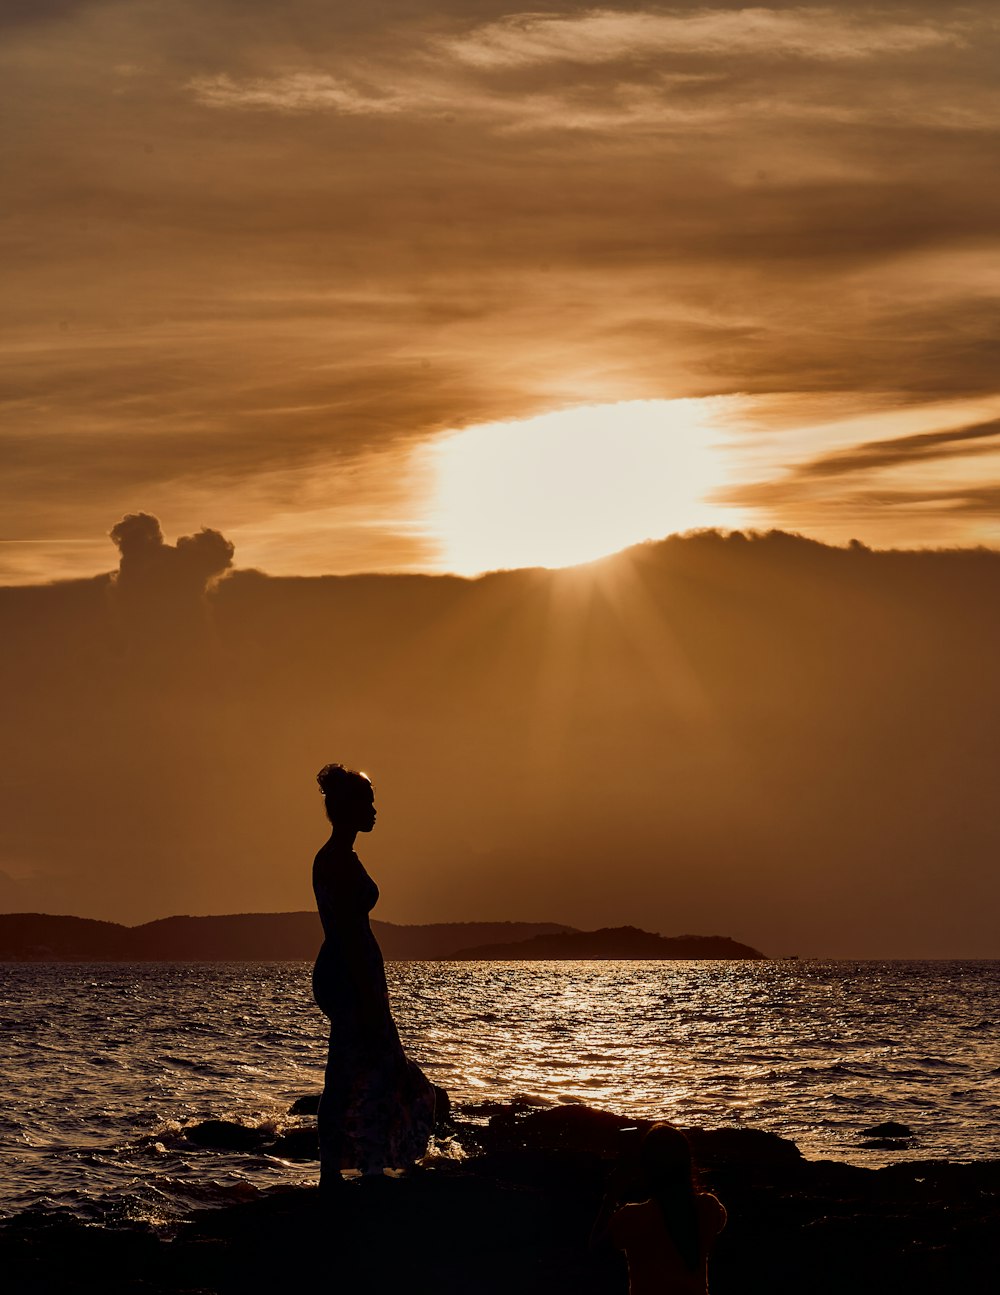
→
(312, 842, 437, 1174)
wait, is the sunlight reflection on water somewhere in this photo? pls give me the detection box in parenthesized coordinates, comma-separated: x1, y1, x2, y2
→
(2, 959, 998, 1221)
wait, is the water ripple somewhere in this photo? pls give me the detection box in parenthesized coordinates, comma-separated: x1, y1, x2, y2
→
(1, 958, 997, 1221)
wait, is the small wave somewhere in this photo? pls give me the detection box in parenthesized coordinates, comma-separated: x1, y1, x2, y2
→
(796, 1063, 861, 1077)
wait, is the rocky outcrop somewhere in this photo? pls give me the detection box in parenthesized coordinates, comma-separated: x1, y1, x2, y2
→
(3, 1102, 994, 1294)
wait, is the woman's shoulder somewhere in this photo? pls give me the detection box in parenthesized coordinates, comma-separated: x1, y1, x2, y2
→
(313, 843, 360, 870)
(609, 1200, 652, 1245)
(611, 1193, 726, 1250)
(696, 1191, 727, 1234)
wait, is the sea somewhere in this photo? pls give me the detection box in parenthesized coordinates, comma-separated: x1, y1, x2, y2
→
(2, 960, 998, 1224)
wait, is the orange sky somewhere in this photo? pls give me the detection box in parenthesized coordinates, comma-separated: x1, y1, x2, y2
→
(3, 6, 1000, 955)
(3, 527, 1000, 957)
(4, 2, 1000, 582)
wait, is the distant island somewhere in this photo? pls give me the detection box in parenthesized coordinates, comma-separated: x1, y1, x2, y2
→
(0, 913, 765, 961)
(450, 925, 766, 960)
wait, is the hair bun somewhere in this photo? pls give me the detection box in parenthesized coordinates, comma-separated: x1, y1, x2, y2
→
(316, 763, 349, 796)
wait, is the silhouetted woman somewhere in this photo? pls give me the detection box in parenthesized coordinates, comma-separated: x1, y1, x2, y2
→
(599, 1123, 726, 1295)
(312, 763, 438, 1184)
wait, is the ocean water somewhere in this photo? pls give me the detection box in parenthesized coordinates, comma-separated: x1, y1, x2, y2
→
(1, 960, 998, 1223)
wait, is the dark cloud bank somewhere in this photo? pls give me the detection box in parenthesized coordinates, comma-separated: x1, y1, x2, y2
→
(2, 517, 999, 957)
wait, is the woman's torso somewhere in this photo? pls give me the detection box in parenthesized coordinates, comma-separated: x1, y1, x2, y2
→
(312, 844, 387, 1018)
(612, 1192, 727, 1295)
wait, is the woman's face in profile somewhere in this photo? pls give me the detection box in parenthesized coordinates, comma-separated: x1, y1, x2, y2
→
(353, 779, 377, 833)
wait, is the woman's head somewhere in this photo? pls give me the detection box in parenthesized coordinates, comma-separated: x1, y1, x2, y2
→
(638, 1122, 696, 1196)
(316, 763, 376, 832)
(637, 1123, 700, 1270)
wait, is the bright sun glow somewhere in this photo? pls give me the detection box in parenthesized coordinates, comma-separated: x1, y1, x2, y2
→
(427, 399, 739, 574)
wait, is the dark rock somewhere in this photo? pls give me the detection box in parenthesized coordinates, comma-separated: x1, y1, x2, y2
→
(484, 1102, 642, 1157)
(861, 1122, 913, 1138)
(466, 1103, 803, 1171)
(4, 1105, 997, 1294)
(269, 1127, 319, 1160)
(859, 1138, 913, 1151)
(183, 1120, 266, 1152)
(432, 1084, 452, 1130)
(459, 1094, 552, 1119)
(688, 1126, 803, 1168)
(287, 1094, 321, 1116)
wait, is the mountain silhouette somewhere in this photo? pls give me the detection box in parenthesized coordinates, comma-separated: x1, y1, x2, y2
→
(449, 925, 765, 959)
(0, 913, 573, 961)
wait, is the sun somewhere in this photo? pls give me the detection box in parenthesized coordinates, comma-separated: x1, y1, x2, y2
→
(425, 399, 740, 575)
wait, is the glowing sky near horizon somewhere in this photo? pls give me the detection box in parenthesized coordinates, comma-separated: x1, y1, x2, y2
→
(3, 2, 1000, 583)
(427, 400, 740, 573)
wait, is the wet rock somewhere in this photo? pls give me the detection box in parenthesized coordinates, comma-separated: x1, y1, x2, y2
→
(484, 1101, 642, 1157)
(287, 1094, 321, 1116)
(861, 1121, 913, 1138)
(432, 1084, 452, 1130)
(688, 1126, 803, 1168)
(5, 1105, 997, 1295)
(184, 1120, 267, 1152)
(472, 1103, 803, 1169)
(459, 1094, 551, 1119)
(269, 1127, 319, 1160)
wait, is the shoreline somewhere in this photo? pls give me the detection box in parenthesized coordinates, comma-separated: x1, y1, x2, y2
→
(3, 1102, 997, 1294)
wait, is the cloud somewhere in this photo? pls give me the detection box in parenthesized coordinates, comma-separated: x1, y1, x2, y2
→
(717, 405, 1000, 548)
(179, 8, 985, 137)
(851, 483, 1000, 517)
(189, 71, 408, 115)
(442, 8, 964, 69)
(797, 418, 1000, 479)
(110, 512, 235, 599)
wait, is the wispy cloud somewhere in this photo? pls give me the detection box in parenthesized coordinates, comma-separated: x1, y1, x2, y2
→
(189, 71, 409, 115)
(721, 405, 1000, 546)
(851, 483, 1000, 516)
(798, 419, 1000, 479)
(441, 8, 965, 69)
(183, 9, 987, 138)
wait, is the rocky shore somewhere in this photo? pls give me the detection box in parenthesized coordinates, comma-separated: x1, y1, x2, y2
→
(3, 1101, 996, 1294)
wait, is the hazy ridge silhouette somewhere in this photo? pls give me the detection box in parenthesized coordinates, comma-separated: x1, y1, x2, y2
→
(0, 912, 762, 960)
(0, 913, 573, 961)
(448, 925, 764, 960)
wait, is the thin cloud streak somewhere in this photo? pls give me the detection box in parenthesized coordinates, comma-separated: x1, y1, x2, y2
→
(719, 402, 1000, 548)
(442, 8, 965, 68)
(798, 419, 1000, 479)
(190, 71, 410, 115)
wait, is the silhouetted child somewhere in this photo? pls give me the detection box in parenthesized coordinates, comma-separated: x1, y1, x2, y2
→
(595, 1122, 726, 1295)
